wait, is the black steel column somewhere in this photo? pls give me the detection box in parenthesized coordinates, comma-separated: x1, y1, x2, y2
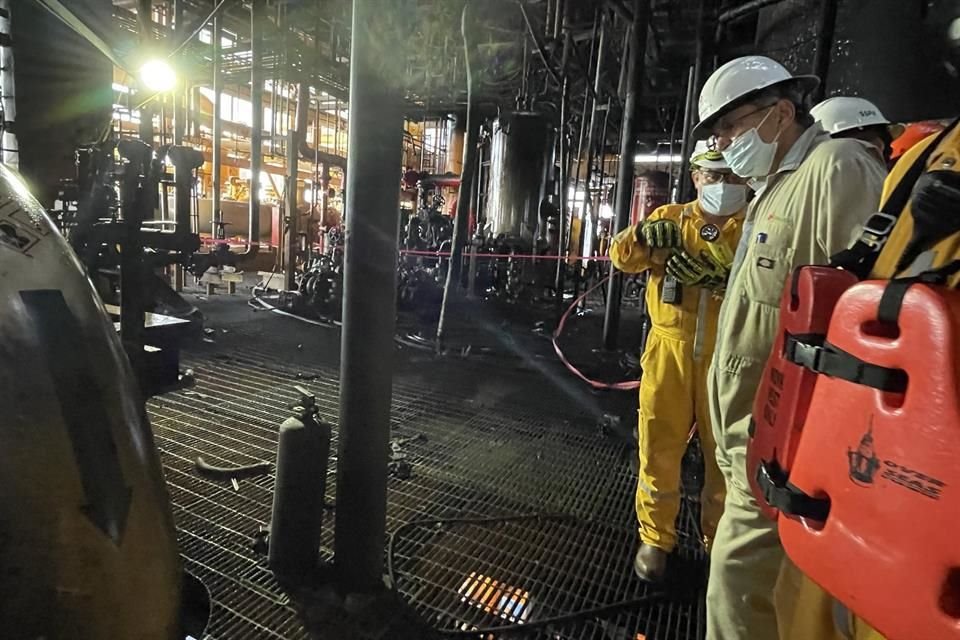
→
(247, 0, 265, 254)
(211, 1, 223, 237)
(602, 0, 650, 350)
(333, 0, 404, 593)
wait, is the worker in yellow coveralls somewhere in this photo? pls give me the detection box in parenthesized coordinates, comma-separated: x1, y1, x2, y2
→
(609, 142, 746, 581)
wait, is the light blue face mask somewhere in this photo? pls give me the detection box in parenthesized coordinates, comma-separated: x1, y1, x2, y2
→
(699, 182, 748, 216)
(721, 107, 782, 178)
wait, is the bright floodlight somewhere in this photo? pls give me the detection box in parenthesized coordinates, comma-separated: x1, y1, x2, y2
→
(139, 59, 176, 93)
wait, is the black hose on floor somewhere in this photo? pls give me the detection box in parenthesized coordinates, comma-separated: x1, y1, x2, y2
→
(386, 512, 679, 638)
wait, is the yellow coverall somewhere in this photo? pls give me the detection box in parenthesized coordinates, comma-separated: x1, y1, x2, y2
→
(609, 200, 743, 553)
(775, 125, 960, 640)
(706, 127, 886, 640)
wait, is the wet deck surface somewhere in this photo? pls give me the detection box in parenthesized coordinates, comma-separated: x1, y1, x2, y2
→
(147, 291, 706, 639)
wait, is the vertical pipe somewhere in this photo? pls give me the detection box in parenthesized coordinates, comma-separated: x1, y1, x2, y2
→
(553, 28, 572, 310)
(602, 0, 650, 350)
(333, 0, 404, 594)
(137, 0, 154, 144)
(570, 10, 600, 301)
(676, 65, 696, 203)
(678, 0, 709, 202)
(436, 2, 479, 349)
(811, 0, 838, 102)
(247, 0, 265, 254)
(552, 0, 564, 41)
(172, 0, 184, 145)
(212, 1, 223, 238)
(284, 82, 308, 292)
(580, 11, 606, 266)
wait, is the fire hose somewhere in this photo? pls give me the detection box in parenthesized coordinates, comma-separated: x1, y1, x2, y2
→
(552, 275, 641, 391)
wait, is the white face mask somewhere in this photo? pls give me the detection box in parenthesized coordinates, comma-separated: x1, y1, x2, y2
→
(721, 107, 782, 178)
(699, 182, 748, 217)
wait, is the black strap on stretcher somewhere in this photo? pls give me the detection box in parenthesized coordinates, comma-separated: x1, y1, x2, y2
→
(877, 259, 960, 326)
(783, 333, 907, 393)
(831, 119, 960, 279)
(756, 459, 830, 521)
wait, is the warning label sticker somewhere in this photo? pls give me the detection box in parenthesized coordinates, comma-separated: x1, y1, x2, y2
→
(0, 197, 47, 256)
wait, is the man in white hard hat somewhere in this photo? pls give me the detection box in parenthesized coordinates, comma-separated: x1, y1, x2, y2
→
(693, 56, 886, 640)
(609, 142, 745, 582)
(810, 96, 905, 164)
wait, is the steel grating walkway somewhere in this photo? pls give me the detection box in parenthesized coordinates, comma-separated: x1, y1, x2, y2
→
(147, 308, 707, 640)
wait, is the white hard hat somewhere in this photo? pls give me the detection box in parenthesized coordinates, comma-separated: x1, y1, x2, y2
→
(689, 140, 729, 170)
(810, 96, 904, 138)
(692, 55, 820, 140)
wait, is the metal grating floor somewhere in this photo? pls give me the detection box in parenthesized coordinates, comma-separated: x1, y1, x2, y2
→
(147, 302, 707, 640)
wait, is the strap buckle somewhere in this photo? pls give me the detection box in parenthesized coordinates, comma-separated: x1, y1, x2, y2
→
(858, 212, 898, 251)
(756, 460, 830, 521)
(784, 334, 826, 373)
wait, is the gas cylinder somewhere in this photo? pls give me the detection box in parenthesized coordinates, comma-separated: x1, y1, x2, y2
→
(269, 386, 331, 580)
(0, 163, 182, 636)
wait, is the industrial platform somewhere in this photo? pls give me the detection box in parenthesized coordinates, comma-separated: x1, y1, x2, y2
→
(147, 293, 706, 639)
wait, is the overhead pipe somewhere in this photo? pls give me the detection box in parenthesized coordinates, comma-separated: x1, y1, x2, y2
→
(714, 0, 786, 42)
(211, 0, 223, 238)
(602, 0, 651, 350)
(245, 0, 264, 256)
(284, 81, 309, 292)
(811, 0, 839, 102)
(333, 0, 404, 594)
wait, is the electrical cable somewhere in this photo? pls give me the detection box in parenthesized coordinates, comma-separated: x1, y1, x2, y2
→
(248, 295, 339, 328)
(386, 513, 676, 637)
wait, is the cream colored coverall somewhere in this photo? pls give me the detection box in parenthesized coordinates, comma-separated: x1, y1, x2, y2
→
(705, 125, 886, 640)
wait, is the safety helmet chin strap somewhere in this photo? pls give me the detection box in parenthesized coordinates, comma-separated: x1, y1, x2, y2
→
(831, 118, 960, 279)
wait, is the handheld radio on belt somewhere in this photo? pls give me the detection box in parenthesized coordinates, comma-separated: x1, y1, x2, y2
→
(746, 119, 960, 521)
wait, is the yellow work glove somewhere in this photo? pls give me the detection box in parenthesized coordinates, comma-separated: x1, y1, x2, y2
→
(665, 249, 730, 289)
(637, 219, 681, 249)
(702, 239, 735, 271)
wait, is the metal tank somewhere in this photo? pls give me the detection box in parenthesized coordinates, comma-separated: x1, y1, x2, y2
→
(0, 163, 183, 637)
(484, 112, 548, 242)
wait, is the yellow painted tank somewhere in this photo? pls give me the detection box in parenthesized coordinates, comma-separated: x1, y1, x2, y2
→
(0, 163, 182, 637)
